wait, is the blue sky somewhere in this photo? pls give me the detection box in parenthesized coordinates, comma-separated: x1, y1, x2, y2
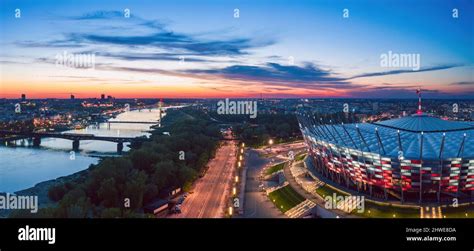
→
(0, 0, 473, 98)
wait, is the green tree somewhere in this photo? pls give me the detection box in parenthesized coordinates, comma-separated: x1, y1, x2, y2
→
(97, 177, 119, 208)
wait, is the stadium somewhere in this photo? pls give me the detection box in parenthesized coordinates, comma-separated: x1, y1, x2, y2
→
(296, 97, 474, 205)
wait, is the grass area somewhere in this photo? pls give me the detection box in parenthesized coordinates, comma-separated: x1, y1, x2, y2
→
(355, 201, 420, 218)
(268, 185, 305, 213)
(316, 184, 419, 218)
(294, 153, 307, 162)
(316, 184, 350, 198)
(442, 204, 474, 218)
(266, 162, 286, 175)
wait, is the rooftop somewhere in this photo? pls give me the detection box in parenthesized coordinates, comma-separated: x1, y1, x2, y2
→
(302, 115, 474, 160)
(374, 113, 474, 133)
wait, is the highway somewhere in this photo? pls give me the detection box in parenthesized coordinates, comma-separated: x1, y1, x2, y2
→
(171, 139, 237, 218)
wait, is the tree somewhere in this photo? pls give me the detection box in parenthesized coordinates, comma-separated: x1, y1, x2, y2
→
(152, 160, 176, 189)
(100, 208, 122, 218)
(124, 170, 147, 210)
(97, 177, 119, 208)
(130, 149, 159, 173)
(48, 184, 67, 202)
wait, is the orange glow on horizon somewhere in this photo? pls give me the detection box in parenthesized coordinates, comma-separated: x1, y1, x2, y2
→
(0, 79, 349, 99)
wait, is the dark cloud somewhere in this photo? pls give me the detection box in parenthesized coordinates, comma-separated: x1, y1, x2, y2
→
(93, 51, 213, 63)
(17, 10, 274, 57)
(71, 10, 125, 20)
(73, 33, 273, 56)
(347, 64, 464, 79)
(181, 62, 466, 90)
(17, 39, 85, 48)
(69, 10, 168, 30)
(449, 81, 474, 86)
(185, 62, 349, 86)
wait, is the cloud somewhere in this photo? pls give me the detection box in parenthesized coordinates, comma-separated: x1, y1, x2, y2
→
(71, 10, 126, 20)
(347, 64, 464, 79)
(92, 51, 214, 63)
(184, 62, 351, 88)
(17, 39, 86, 48)
(17, 10, 274, 58)
(72, 33, 273, 56)
(179, 62, 466, 90)
(13, 10, 470, 98)
(70, 10, 168, 29)
(449, 81, 474, 86)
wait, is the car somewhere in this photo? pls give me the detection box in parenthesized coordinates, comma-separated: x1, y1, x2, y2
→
(174, 208, 181, 214)
(170, 205, 181, 214)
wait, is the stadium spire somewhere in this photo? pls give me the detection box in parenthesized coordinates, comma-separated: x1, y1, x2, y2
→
(416, 88, 422, 115)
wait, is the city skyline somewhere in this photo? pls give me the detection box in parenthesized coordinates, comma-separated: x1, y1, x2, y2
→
(1, 0, 473, 99)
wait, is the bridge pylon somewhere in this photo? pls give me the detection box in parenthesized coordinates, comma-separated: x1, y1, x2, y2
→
(117, 142, 124, 154)
(72, 139, 80, 151)
(32, 136, 41, 147)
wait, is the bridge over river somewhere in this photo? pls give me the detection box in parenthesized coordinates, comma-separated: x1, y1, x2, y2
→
(0, 130, 147, 153)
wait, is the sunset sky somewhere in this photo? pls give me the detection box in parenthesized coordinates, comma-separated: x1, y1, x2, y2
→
(0, 0, 473, 99)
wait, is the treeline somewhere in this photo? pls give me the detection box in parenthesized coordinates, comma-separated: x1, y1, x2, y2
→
(212, 113, 301, 147)
(11, 108, 220, 218)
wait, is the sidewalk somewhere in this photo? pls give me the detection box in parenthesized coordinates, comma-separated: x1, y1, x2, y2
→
(282, 158, 355, 218)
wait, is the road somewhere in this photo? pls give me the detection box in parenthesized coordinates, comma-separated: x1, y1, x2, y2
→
(171, 140, 237, 218)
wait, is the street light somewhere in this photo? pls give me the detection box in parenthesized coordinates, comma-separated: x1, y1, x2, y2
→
(268, 139, 274, 145)
(228, 206, 233, 216)
(239, 155, 243, 161)
(232, 187, 237, 196)
(235, 176, 239, 183)
(238, 161, 241, 168)
(242, 142, 245, 147)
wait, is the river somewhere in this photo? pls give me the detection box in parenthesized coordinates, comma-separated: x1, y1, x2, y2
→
(0, 108, 162, 193)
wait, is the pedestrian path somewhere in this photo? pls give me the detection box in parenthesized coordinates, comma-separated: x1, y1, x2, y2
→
(420, 206, 442, 218)
(285, 199, 316, 218)
(282, 157, 355, 218)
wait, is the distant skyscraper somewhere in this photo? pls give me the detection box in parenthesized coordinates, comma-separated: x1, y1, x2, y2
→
(21, 94, 26, 101)
(70, 94, 75, 100)
(101, 94, 105, 100)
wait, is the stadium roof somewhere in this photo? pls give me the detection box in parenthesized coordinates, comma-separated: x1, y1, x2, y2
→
(303, 115, 474, 160)
(374, 114, 474, 133)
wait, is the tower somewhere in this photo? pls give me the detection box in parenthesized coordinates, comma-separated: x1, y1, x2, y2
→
(416, 88, 422, 114)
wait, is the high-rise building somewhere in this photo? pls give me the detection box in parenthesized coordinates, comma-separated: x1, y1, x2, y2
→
(101, 94, 105, 100)
(70, 94, 75, 100)
(21, 94, 26, 101)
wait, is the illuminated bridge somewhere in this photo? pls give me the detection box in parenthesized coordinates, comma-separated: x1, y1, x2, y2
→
(0, 130, 145, 153)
